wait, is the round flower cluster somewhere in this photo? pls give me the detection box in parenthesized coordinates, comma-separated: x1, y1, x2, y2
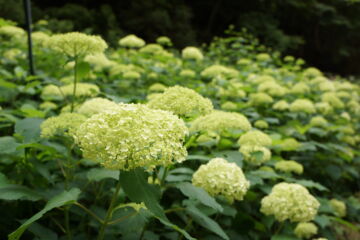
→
(41, 85, 62, 100)
(190, 110, 251, 135)
(291, 82, 310, 95)
(238, 130, 272, 146)
(84, 53, 116, 71)
(303, 67, 323, 79)
(31, 31, 50, 47)
(249, 93, 274, 106)
(192, 158, 250, 202)
(329, 199, 346, 217)
(239, 145, 271, 165)
(179, 69, 196, 78)
(258, 81, 287, 97)
(252, 75, 276, 84)
(39, 101, 57, 110)
(290, 99, 316, 114)
(256, 53, 271, 61)
(77, 98, 118, 117)
(310, 116, 328, 128)
(182, 47, 204, 61)
(200, 65, 239, 79)
(294, 222, 318, 239)
(123, 71, 141, 79)
(254, 120, 269, 129)
(75, 104, 188, 170)
(118, 34, 145, 48)
(279, 138, 301, 151)
(275, 160, 303, 174)
(41, 113, 87, 139)
(315, 102, 333, 115)
(148, 83, 167, 92)
(0, 26, 25, 38)
(321, 92, 344, 109)
(60, 83, 100, 97)
(49, 32, 108, 57)
(139, 44, 164, 54)
(273, 100, 289, 111)
(260, 182, 320, 222)
(147, 86, 213, 117)
(156, 36, 172, 46)
(221, 101, 237, 111)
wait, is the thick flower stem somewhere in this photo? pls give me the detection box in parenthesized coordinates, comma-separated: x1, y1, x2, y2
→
(97, 173, 121, 240)
(70, 56, 78, 113)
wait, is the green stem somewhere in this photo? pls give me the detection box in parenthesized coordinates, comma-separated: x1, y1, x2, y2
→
(70, 56, 78, 113)
(97, 172, 122, 240)
(74, 202, 104, 224)
(161, 167, 169, 186)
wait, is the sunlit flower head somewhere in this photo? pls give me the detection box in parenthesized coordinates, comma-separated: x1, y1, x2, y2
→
(77, 97, 118, 117)
(275, 160, 303, 174)
(294, 222, 318, 239)
(118, 34, 145, 48)
(329, 199, 346, 217)
(290, 99, 316, 114)
(239, 145, 271, 165)
(182, 46, 204, 61)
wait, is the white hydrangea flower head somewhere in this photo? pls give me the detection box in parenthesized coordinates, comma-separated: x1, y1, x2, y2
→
(201, 65, 239, 79)
(310, 116, 328, 128)
(221, 101, 238, 111)
(254, 120, 269, 129)
(147, 86, 213, 117)
(49, 32, 108, 57)
(60, 83, 100, 97)
(179, 69, 196, 78)
(41, 113, 87, 139)
(118, 34, 145, 48)
(192, 158, 250, 202)
(294, 222, 318, 239)
(148, 83, 167, 92)
(239, 145, 271, 165)
(238, 130, 272, 147)
(190, 110, 251, 135)
(252, 75, 276, 84)
(0, 26, 25, 38)
(249, 93, 274, 106)
(256, 53, 271, 61)
(303, 67, 323, 79)
(77, 98, 118, 117)
(321, 92, 344, 109)
(291, 82, 311, 95)
(260, 182, 320, 222)
(275, 160, 303, 174)
(76, 104, 188, 170)
(315, 102, 333, 115)
(139, 44, 164, 54)
(123, 71, 141, 79)
(39, 101, 57, 110)
(84, 53, 116, 71)
(329, 199, 346, 217)
(258, 81, 287, 97)
(279, 138, 301, 151)
(290, 99, 316, 114)
(182, 46, 204, 61)
(41, 85, 62, 100)
(32, 31, 50, 47)
(156, 36, 172, 46)
(273, 100, 289, 111)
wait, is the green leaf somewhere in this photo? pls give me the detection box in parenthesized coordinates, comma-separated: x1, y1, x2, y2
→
(0, 184, 43, 201)
(0, 136, 20, 154)
(14, 118, 43, 143)
(120, 169, 194, 240)
(292, 179, 328, 191)
(87, 168, 119, 182)
(185, 203, 229, 240)
(8, 188, 81, 240)
(271, 235, 298, 240)
(27, 222, 58, 240)
(176, 182, 223, 212)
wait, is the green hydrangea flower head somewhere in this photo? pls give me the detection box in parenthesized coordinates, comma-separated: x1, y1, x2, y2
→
(139, 44, 164, 54)
(156, 36, 172, 46)
(284, 55, 295, 62)
(32, 31, 50, 47)
(275, 160, 303, 174)
(118, 34, 145, 48)
(49, 32, 108, 57)
(41, 113, 87, 139)
(39, 101, 57, 110)
(84, 53, 116, 71)
(290, 99, 316, 114)
(75, 104, 188, 170)
(291, 82, 310, 95)
(254, 120, 269, 129)
(258, 81, 287, 97)
(329, 199, 346, 217)
(147, 86, 213, 117)
(303, 67, 322, 79)
(249, 93, 274, 106)
(239, 145, 271, 165)
(221, 101, 238, 111)
(321, 92, 344, 109)
(252, 75, 276, 84)
(179, 69, 196, 78)
(273, 100, 289, 111)
(238, 130, 272, 147)
(123, 71, 141, 79)
(237, 58, 252, 65)
(294, 222, 318, 239)
(315, 102, 333, 115)
(310, 116, 328, 127)
(192, 158, 250, 202)
(0, 26, 25, 38)
(260, 182, 320, 222)
(77, 98, 118, 117)
(279, 138, 301, 151)
(318, 80, 335, 92)
(60, 83, 100, 97)
(256, 53, 271, 61)
(190, 110, 251, 135)
(41, 85, 62, 100)
(148, 83, 167, 92)
(182, 46, 204, 61)
(201, 65, 239, 79)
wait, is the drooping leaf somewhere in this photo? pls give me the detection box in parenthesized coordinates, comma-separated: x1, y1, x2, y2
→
(176, 182, 223, 212)
(8, 188, 81, 240)
(0, 184, 43, 201)
(87, 168, 119, 182)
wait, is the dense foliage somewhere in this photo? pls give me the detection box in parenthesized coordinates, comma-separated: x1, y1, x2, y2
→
(0, 19, 360, 240)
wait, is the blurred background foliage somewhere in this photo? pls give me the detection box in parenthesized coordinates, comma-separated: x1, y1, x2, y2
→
(1, 0, 360, 76)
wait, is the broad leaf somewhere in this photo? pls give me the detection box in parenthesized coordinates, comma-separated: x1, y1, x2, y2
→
(14, 118, 43, 143)
(8, 188, 81, 240)
(87, 168, 119, 182)
(0, 184, 42, 201)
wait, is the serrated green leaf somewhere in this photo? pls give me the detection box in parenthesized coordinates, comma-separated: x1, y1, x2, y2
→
(176, 182, 223, 212)
(8, 188, 81, 240)
(185, 203, 229, 240)
(87, 168, 119, 182)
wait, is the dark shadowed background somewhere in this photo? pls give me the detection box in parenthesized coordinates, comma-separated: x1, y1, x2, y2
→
(2, 0, 360, 76)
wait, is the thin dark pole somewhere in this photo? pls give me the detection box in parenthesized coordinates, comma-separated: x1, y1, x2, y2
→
(23, 0, 35, 75)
